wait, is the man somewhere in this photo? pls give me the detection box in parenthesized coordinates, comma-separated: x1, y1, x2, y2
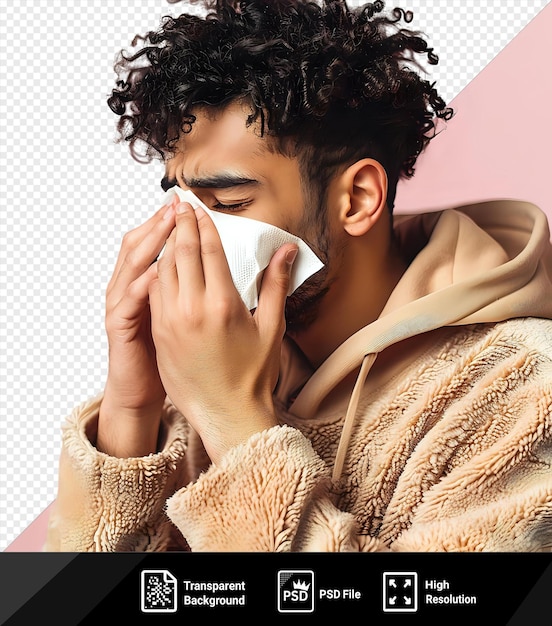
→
(46, 0, 552, 551)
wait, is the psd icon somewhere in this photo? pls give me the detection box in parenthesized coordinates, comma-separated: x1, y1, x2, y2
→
(140, 569, 178, 613)
(277, 570, 315, 613)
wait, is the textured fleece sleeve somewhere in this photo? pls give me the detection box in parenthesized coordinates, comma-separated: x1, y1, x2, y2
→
(390, 481, 552, 552)
(165, 425, 388, 552)
(387, 381, 552, 553)
(44, 395, 190, 552)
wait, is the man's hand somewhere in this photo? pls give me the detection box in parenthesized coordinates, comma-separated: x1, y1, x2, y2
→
(149, 202, 298, 464)
(97, 199, 177, 457)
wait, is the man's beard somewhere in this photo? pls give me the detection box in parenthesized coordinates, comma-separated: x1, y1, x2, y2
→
(284, 217, 334, 334)
(284, 264, 330, 334)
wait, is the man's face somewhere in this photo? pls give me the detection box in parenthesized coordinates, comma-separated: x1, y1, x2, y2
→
(164, 100, 334, 331)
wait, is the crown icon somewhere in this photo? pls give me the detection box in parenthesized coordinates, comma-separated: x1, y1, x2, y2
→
(292, 580, 311, 592)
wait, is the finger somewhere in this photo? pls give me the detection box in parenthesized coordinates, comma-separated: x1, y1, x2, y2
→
(148, 276, 162, 328)
(108, 262, 158, 329)
(172, 202, 209, 299)
(108, 203, 176, 302)
(254, 244, 298, 335)
(116, 206, 174, 278)
(155, 226, 179, 303)
(193, 206, 237, 299)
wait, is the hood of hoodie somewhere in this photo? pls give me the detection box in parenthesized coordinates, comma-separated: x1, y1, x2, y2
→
(280, 199, 552, 479)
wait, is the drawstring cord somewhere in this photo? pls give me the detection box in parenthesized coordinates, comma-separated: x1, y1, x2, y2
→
(332, 352, 378, 482)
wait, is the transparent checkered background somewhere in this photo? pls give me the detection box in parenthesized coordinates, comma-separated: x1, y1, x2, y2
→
(1, 0, 549, 551)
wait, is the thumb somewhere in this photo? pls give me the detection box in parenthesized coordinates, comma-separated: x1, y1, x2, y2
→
(254, 244, 298, 334)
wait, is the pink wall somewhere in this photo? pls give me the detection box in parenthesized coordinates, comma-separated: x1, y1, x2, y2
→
(395, 2, 552, 234)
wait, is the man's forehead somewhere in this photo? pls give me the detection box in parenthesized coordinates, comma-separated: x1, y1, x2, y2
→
(163, 111, 284, 183)
(163, 152, 262, 184)
(172, 99, 280, 148)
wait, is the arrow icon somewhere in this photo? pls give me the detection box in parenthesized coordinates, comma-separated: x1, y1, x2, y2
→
(383, 572, 418, 613)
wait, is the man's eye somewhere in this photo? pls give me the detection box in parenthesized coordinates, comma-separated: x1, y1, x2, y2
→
(212, 200, 251, 211)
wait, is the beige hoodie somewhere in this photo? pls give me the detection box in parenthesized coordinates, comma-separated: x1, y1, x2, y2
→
(45, 199, 552, 552)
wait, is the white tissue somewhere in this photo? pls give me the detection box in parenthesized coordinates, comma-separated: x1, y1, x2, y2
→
(161, 186, 324, 310)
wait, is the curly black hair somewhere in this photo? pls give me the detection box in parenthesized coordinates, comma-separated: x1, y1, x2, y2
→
(108, 0, 453, 211)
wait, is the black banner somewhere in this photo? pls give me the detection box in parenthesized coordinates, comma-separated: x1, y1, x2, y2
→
(1, 552, 550, 624)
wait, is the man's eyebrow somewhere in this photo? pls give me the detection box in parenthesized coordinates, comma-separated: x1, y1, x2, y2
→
(186, 173, 259, 189)
(184, 172, 259, 189)
(161, 172, 259, 192)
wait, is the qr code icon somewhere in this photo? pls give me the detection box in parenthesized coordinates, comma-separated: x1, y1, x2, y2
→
(140, 569, 178, 613)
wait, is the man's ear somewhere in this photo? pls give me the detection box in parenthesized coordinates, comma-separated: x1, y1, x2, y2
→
(336, 159, 388, 237)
